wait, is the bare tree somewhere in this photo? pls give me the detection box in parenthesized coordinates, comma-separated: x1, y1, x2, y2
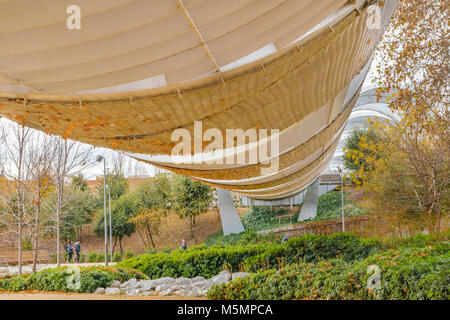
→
(25, 133, 56, 272)
(52, 138, 93, 266)
(0, 121, 33, 275)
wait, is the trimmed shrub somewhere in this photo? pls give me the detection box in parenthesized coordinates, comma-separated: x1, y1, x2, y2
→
(241, 206, 289, 231)
(96, 254, 105, 263)
(205, 230, 282, 247)
(113, 252, 122, 262)
(118, 233, 381, 279)
(87, 252, 97, 263)
(208, 244, 450, 300)
(0, 266, 148, 293)
(125, 250, 134, 259)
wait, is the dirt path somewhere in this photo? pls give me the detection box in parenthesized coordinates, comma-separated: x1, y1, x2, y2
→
(0, 292, 206, 300)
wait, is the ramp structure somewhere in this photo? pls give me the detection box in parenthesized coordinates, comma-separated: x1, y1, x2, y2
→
(0, 1, 398, 202)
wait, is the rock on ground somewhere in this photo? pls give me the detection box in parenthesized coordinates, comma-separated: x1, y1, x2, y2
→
(102, 270, 249, 297)
(105, 287, 120, 295)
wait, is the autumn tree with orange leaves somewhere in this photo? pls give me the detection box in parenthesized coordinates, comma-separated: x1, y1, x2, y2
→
(348, 0, 449, 234)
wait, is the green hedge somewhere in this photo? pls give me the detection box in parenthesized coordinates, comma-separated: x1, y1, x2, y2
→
(208, 243, 450, 300)
(241, 206, 289, 231)
(0, 266, 148, 293)
(243, 233, 381, 272)
(118, 233, 381, 279)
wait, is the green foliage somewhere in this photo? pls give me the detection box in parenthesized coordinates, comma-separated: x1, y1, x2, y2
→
(94, 192, 136, 243)
(118, 233, 381, 279)
(0, 266, 148, 293)
(125, 249, 134, 259)
(241, 206, 289, 231)
(113, 252, 122, 262)
(87, 252, 97, 263)
(71, 174, 89, 192)
(162, 247, 171, 254)
(343, 126, 381, 173)
(242, 233, 382, 272)
(43, 185, 97, 242)
(172, 175, 213, 218)
(171, 175, 214, 238)
(96, 253, 105, 262)
(60, 187, 97, 241)
(305, 190, 366, 222)
(22, 236, 32, 251)
(135, 173, 172, 215)
(205, 230, 282, 247)
(208, 243, 450, 300)
(96, 172, 128, 203)
(145, 248, 157, 254)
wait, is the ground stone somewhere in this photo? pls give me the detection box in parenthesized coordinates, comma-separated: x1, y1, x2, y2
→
(232, 272, 250, 280)
(120, 278, 137, 289)
(109, 280, 121, 288)
(155, 283, 172, 292)
(191, 276, 205, 283)
(159, 288, 173, 296)
(94, 287, 105, 294)
(175, 277, 191, 286)
(209, 270, 231, 284)
(105, 287, 120, 295)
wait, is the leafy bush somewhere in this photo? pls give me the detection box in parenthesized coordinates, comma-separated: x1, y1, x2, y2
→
(0, 266, 148, 293)
(204, 230, 282, 246)
(161, 247, 171, 254)
(300, 190, 366, 222)
(208, 243, 450, 300)
(242, 233, 381, 272)
(87, 252, 97, 263)
(241, 206, 289, 231)
(22, 237, 32, 251)
(145, 248, 157, 254)
(113, 252, 122, 262)
(96, 253, 105, 263)
(125, 249, 134, 259)
(119, 233, 381, 279)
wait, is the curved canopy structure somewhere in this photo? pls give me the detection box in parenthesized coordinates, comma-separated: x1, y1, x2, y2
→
(0, 0, 398, 199)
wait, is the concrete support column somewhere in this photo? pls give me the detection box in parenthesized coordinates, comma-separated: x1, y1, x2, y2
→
(297, 179, 320, 222)
(216, 188, 245, 235)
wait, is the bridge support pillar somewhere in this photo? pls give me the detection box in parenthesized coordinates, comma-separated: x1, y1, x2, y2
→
(216, 188, 245, 235)
(297, 179, 320, 222)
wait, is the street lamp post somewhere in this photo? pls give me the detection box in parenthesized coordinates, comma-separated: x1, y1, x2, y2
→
(337, 166, 345, 232)
(107, 184, 113, 263)
(96, 155, 108, 266)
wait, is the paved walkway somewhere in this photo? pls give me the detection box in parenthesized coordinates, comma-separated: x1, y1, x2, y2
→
(0, 292, 205, 300)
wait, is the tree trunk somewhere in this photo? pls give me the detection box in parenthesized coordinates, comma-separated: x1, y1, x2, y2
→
(145, 223, 156, 248)
(32, 202, 40, 273)
(136, 228, 148, 248)
(17, 218, 22, 276)
(56, 181, 64, 267)
(119, 238, 124, 255)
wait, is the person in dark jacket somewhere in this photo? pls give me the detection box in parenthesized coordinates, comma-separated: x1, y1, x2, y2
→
(66, 241, 73, 263)
(180, 239, 187, 250)
(74, 240, 81, 263)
